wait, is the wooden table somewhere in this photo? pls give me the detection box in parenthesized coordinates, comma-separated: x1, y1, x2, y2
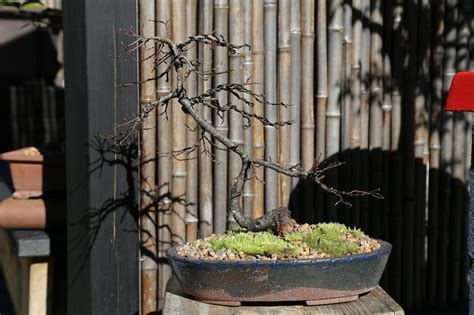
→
(164, 276, 404, 314)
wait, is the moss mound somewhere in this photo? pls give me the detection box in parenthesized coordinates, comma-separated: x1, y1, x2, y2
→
(209, 230, 301, 257)
(284, 223, 368, 257)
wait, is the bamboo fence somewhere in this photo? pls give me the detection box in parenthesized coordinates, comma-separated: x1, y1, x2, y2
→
(139, 0, 474, 312)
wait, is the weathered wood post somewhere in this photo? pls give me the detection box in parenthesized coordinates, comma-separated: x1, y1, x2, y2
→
(444, 71, 474, 314)
(63, 1, 139, 313)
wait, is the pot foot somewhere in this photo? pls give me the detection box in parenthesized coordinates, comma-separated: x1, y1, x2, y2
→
(197, 299, 241, 307)
(306, 294, 358, 306)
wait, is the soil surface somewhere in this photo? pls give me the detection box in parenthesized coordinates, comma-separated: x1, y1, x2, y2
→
(177, 223, 380, 261)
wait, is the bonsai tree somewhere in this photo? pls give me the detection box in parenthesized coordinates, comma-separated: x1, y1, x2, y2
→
(117, 28, 382, 236)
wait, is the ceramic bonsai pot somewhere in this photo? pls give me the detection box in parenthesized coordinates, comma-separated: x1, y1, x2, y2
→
(0, 147, 64, 199)
(167, 239, 391, 306)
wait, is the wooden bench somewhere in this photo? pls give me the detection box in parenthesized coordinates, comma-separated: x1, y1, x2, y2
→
(0, 229, 51, 315)
(163, 276, 404, 314)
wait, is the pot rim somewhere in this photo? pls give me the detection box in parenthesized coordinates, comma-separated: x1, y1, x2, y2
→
(167, 238, 392, 266)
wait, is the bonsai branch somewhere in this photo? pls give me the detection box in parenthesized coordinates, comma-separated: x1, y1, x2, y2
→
(118, 29, 383, 233)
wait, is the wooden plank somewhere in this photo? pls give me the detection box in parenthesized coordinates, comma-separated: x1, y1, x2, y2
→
(28, 262, 48, 315)
(0, 228, 29, 315)
(163, 277, 404, 315)
(63, 0, 139, 314)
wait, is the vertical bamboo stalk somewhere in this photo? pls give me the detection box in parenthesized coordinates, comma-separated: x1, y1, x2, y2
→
(450, 0, 470, 302)
(359, 0, 370, 231)
(370, 0, 386, 240)
(350, 0, 362, 228)
(289, 0, 301, 201)
(401, 0, 417, 309)
(228, 0, 244, 228)
(413, 0, 430, 307)
(138, 1, 157, 312)
(185, 0, 198, 242)
(340, 0, 353, 225)
(264, 0, 278, 211)
(368, 0, 383, 238)
(427, 0, 444, 305)
(213, 0, 229, 233)
(301, 0, 315, 222)
(242, 0, 254, 217)
(325, 0, 343, 222)
(314, 0, 326, 224)
(380, 0, 393, 290)
(438, 0, 457, 304)
(171, 0, 187, 244)
(198, 0, 214, 238)
(278, 0, 292, 207)
(381, 0, 392, 242)
(252, 0, 265, 218)
(156, 0, 172, 307)
(389, 0, 403, 302)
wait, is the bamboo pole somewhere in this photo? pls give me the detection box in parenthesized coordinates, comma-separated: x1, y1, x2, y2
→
(242, 0, 254, 218)
(340, 0, 353, 225)
(450, 0, 470, 302)
(264, 0, 278, 211)
(368, 0, 383, 238)
(325, 0, 343, 222)
(301, 0, 315, 223)
(213, 0, 229, 233)
(350, 0, 362, 228)
(381, 0, 393, 244)
(278, 0, 292, 207)
(401, 0, 417, 309)
(138, 1, 157, 312)
(228, 0, 243, 228)
(380, 0, 393, 290)
(413, 0, 430, 307)
(389, 0, 403, 302)
(252, 0, 265, 218)
(427, 1, 444, 304)
(156, 0, 172, 308)
(289, 0, 301, 205)
(171, 0, 187, 244)
(314, 0, 326, 224)
(438, 0, 457, 304)
(359, 0, 370, 231)
(198, 0, 214, 238)
(185, 0, 198, 242)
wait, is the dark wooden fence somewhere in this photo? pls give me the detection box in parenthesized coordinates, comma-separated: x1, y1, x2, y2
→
(137, 0, 473, 313)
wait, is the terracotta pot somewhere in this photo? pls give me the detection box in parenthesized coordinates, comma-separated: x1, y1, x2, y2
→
(0, 147, 65, 199)
(167, 240, 391, 306)
(0, 198, 64, 229)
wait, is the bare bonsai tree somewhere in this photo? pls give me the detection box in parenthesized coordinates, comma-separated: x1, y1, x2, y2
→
(116, 27, 382, 235)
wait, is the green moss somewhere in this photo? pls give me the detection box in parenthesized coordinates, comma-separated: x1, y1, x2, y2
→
(284, 223, 368, 257)
(209, 231, 301, 256)
(205, 223, 368, 258)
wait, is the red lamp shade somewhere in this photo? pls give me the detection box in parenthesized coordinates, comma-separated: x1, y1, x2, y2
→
(445, 72, 474, 111)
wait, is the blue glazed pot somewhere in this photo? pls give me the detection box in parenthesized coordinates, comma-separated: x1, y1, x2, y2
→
(167, 239, 392, 306)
